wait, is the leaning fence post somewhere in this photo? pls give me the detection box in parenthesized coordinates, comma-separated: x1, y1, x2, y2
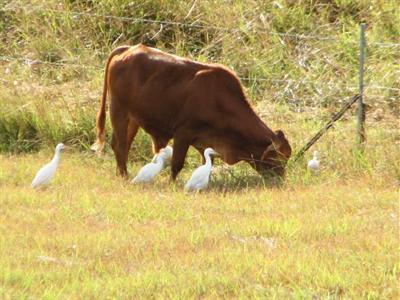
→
(358, 23, 366, 144)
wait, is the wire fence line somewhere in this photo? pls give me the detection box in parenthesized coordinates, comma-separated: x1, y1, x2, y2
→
(1, 4, 397, 157)
(366, 85, 400, 92)
(1, 5, 400, 47)
(0, 90, 362, 121)
(0, 6, 398, 94)
(0, 55, 102, 70)
(0, 6, 337, 41)
(372, 42, 400, 48)
(1, 54, 398, 92)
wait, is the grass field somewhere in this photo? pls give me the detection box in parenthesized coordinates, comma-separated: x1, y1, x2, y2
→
(1, 0, 399, 298)
(1, 120, 399, 298)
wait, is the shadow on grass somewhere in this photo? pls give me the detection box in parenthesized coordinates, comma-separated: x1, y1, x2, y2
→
(210, 165, 284, 193)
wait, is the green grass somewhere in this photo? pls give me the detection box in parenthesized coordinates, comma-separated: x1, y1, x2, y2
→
(0, 148, 398, 299)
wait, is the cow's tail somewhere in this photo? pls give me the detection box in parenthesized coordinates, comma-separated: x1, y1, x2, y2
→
(91, 46, 131, 154)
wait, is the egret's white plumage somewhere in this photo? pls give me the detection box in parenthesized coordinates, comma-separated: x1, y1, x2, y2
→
(307, 150, 320, 171)
(131, 146, 173, 183)
(185, 148, 217, 192)
(155, 145, 173, 168)
(31, 143, 66, 188)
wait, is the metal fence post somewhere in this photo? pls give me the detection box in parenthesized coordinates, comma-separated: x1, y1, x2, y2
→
(358, 23, 366, 144)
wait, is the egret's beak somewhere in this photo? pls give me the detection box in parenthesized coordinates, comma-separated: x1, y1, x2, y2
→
(211, 150, 219, 156)
(63, 146, 72, 151)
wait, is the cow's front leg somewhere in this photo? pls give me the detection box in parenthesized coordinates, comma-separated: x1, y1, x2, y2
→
(171, 135, 190, 180)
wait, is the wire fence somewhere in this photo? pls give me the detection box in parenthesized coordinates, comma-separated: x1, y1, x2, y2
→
(0, 4, 398, 119)
(0, 54, 398, 93)
(0, 6, 354, 41)
(1, 5, 400, 46)
(1, 2, 399, 159)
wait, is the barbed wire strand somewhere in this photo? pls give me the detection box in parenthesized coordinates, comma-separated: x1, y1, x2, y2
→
(1, 6, 336, 40)
(0, 55, 352, 89)
(0, 55, 101, 70)
(1, 55, 398, 92)
(1, 5, 399, 46)
(372, 42, 400, 47)
(367, 85, 400, 92)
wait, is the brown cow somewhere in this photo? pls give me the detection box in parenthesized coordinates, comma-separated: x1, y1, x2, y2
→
(92, 44, 291, 180)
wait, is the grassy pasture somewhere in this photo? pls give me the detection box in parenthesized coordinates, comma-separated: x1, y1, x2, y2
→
(0, 0, 399, 298)
(0, 156, 398, 299)
(0, 119, 399, 299)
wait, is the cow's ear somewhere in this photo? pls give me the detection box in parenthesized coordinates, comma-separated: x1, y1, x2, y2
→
(275, 130, 285, 141)
(263, 130, 289, 160)
(274, 129, 292, 159)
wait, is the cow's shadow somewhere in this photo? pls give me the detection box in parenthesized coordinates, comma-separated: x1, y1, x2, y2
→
(209, 165, 284, 192)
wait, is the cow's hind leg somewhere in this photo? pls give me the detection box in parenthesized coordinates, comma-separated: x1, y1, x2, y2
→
(152, 135, 169, 154)
(171, 134, 191, 180)
(110, 100, 130, 178)
(126, 118, 140, 153)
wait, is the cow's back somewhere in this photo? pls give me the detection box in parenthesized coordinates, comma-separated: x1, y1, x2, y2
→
(108, 46, 206, 129)
(107, 45, 252, 135)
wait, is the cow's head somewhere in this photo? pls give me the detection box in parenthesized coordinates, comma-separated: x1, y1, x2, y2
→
(252, 130, 292, 176)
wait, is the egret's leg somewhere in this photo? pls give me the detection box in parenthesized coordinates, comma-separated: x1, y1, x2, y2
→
(171, 135, 190, 180)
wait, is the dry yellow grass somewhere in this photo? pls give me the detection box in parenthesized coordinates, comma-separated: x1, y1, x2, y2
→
(0, 147, 398, 299)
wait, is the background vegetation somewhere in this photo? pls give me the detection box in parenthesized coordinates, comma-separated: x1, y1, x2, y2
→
(0, 0, 398, 298)
(0, 0, 398, 154)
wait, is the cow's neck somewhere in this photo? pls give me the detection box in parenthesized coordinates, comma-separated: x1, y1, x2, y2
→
(222, 118, 273, 165)
(242, 110, 275, 154)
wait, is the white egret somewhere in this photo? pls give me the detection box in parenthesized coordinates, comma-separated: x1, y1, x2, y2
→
(31, 143, 66, 188)
(153, 145, 173, 168)
(307, 150, 320, 171)
(184, 148, 217, 192)
(131, 146, 173, 183)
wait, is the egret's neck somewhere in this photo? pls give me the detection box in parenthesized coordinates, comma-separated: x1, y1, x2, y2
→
(52, 150, 61, 163)
(204, 153, 212, 167)
(155, 155, 165, 165)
